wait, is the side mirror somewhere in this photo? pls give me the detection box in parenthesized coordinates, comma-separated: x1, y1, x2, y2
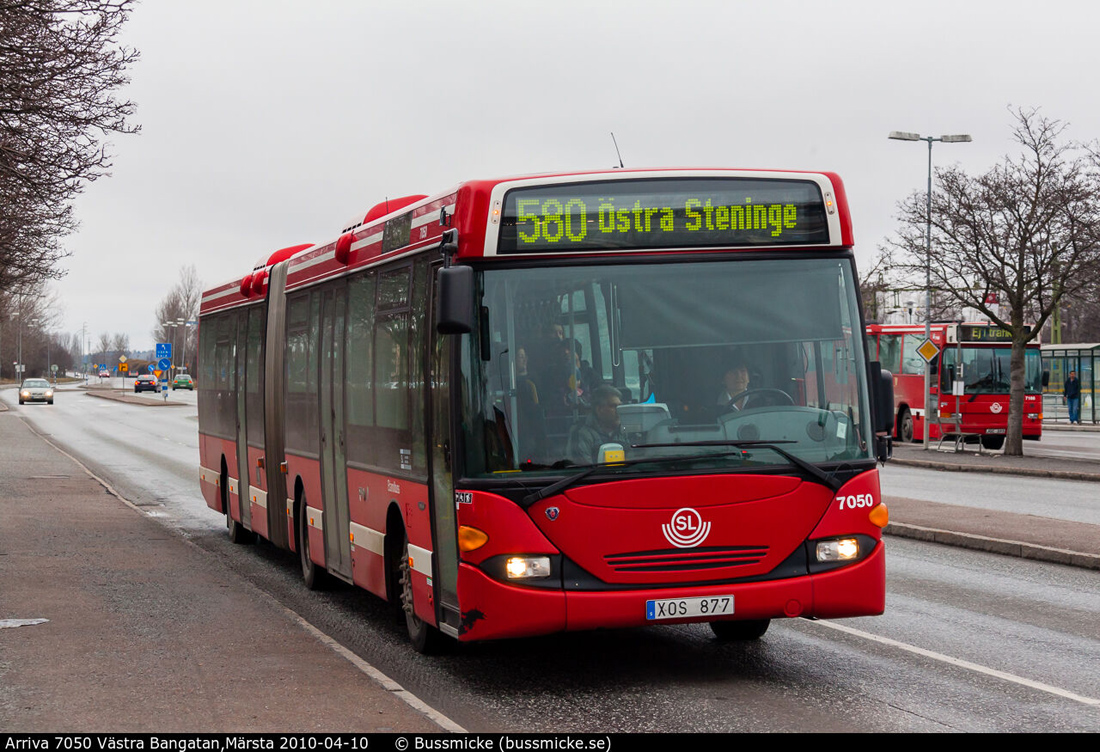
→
(436, 265, 474, 335)
(870, 361, 895, 435)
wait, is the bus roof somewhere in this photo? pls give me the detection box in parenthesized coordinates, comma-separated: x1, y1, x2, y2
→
(201, 168, 853, 316)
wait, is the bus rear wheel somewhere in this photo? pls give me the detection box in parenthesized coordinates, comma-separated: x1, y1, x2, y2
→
(710, 619, 770, 641)
(298, 493, 326, 590)
(898, 409, 914, 443)
(981, 435, 1005, 451)
(397, 529, 449, 654)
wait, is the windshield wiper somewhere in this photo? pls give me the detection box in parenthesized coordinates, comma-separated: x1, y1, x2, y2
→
(519, 450, 750, 508)
(632, 440, 843, 492)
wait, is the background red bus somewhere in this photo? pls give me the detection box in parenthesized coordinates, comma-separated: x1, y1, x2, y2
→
(198, 169, 893, 652)
(865, 321, 1043, 450)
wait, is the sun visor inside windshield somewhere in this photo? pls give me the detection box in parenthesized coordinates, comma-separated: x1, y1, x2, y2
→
(617, 261, 844, 349)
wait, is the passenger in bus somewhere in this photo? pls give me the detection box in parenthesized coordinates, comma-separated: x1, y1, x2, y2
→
(565, 385, 628, 465)
(532, 323, 570, 412)
(515, 346, 546, 462)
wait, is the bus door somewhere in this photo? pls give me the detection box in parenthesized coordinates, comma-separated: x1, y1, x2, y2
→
(234, 310, 251, 530)
(319, 285, 352, 580)
(430, 268, 460, 627)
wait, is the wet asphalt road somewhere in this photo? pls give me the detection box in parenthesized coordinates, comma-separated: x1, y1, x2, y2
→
(4, 384, 1098, 732)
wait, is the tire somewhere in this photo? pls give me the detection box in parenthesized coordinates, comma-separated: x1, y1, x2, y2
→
(980, 435, 1005, 451)
(898, 409, 914, 443)
(18, 399, 24, 405)
(710, 619, 771, 641)
(298, 493, 326, 590)
(47, 399, 53, 405)
(397, 528, 449, 654)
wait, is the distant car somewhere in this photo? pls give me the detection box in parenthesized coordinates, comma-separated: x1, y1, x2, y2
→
(171, 374, 194, 390)
(134, 374, 159, 393)
(19, 378, 54, 405)
(99, 370, 110, 378)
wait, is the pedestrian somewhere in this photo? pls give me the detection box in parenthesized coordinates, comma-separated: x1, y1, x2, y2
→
(1064, 370, 1081, 424)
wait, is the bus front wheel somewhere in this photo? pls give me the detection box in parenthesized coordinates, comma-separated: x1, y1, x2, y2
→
(710, 619, 770, 641)
(396, 528, 449, 654)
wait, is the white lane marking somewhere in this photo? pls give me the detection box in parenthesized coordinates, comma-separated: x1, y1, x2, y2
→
(283, 608, 466, 733)
(812, 620, 1100, 707)
(1, 619, 49, 629)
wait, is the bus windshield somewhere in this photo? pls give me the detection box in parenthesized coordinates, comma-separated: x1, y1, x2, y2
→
(939, 346, 1043, 394)
(461, 257, 872, 478)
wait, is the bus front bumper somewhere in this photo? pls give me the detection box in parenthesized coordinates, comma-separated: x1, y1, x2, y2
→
(455, 542, 885, 641)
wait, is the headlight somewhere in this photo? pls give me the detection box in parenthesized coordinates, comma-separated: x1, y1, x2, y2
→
(45, 390, 53, 397)
(816, 537, 860, 562)
(21, 390, 30, 397)
(504, 556, 552, 579)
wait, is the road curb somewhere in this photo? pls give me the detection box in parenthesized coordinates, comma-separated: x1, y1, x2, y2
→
(885, 522, 1100, 570)
(889, 456, 1100, 483)
(83, 390, 187, 407)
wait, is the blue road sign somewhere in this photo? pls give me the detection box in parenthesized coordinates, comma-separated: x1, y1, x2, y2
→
(148, 364, 156, 373)
(157, 357, 172, 371)
(156, 343, 172, 359)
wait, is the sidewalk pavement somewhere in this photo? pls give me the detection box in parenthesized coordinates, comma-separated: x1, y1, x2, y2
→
(0, 410, 449, 732)
(884, 441, 1100, 570)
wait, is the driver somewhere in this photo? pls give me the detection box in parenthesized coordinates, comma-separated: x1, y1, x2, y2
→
(718, 361, 752, 410)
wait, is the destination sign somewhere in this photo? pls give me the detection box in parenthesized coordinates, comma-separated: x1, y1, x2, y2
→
(498, 178, 830, 253)
(959, 324, 1031, 342)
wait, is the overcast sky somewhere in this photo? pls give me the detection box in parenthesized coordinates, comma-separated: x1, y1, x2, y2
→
(54, 0, 1100, 351)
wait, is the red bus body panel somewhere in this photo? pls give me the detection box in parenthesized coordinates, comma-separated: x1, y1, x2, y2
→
(454, 470, 884, 641)
(197, 168, 878, 644)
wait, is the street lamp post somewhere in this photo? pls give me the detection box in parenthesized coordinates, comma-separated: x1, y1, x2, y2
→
(177, 319, 192, 375)
(888, 130, 972, 450)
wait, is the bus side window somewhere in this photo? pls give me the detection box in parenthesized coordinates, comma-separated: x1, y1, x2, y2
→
(901, 335, 925, 375)
(879, 334, 902, 374)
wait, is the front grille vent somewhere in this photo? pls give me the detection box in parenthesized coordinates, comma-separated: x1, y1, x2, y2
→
(603, 545, 769, 573)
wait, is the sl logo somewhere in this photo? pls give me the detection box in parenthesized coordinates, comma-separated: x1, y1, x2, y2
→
(990, 402, 1003, 414)
(662, 507, 711, 548)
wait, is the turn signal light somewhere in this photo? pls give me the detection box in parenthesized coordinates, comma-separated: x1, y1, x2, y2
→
(458, 525, 489, 552)
(869, 502, 889, 528)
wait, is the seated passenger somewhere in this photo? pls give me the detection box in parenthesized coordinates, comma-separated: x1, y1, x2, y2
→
(565, 385, 628, 466)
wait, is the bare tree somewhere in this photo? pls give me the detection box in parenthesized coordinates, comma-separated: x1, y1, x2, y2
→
(0, 282, 62, 377)
(96, 331, 110, 368)
(153, 264, 202, 373)
(886, 108, 1100, 455)
(0, 1, 140, 291)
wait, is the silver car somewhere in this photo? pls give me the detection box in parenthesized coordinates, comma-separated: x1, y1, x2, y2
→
(19, 378, 54, 405)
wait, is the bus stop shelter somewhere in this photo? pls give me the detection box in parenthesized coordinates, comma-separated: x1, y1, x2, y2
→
(1041, 343, 1099, 424)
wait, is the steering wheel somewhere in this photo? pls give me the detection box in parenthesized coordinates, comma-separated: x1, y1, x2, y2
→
(726, 388, 795, 410)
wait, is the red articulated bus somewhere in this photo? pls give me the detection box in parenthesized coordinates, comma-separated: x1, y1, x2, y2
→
(198, 169, 894, 652)
(865, 321, 1044, 450)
